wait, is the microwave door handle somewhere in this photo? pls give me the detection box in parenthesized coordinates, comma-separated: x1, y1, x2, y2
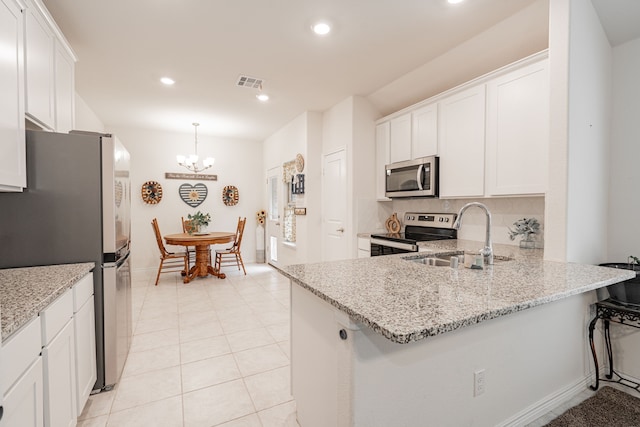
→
(416, 165, 424, 190)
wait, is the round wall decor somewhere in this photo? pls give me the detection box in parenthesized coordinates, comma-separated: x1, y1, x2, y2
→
(295, 153, 305, 172)
(141, 180, 163, 204)
(222, 185, 239, 206)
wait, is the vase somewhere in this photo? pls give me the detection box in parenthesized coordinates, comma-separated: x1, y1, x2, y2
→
(256, 224, 265, 263)
(519, 237, 536, 249)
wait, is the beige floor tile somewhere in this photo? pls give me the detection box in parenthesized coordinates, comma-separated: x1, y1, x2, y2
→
(179, 319, 225, 343)
(220, 315, 264, 334)
(179, 310, 219, 327)
(130, 327, 180, 353)
(134, 313, 179, 335)
(78, 389, 116, 420)
(178, 298, 215, 314)
(216, 413, 262, 427)
(233, 344, 289, 377)
(256, 308, 289, 326)
(181, 354, 242, 393)
(122, 344, 181, 378)
(180, 335, 231, 364)
(183, 379, 255, 427)
(277, 340, 291, 359)
(111, 366, 182, 412)
(266, 321, 290, 342)
(244, 366, 292, 411)
(77, 415, 109, 427)
(226, 328, 276, 353)
(257, 401, 298, 427)
(106, 396, 183, 427)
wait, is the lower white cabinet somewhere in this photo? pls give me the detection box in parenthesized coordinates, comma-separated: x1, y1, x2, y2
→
(73, 274, 96, 414)
(357, 237, 371, 258)
(40, 289, 76, 427)
(42, 320, 76, 427)
(2, 357, 43, 427)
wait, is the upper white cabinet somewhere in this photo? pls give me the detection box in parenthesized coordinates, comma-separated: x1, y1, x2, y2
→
(389, 114, 411, 164)
(0, 0, 26, 192)
(54, 40, 75, 133)
(24, 0, 55, 130)
(23, 0, 76, 133)
(485, 59, 549, 196)
(375, 122, 390, 200)
(411, 103, 438, 158)
(438, 85, 486, 198)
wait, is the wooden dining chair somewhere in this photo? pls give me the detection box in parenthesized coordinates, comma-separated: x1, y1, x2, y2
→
(152, 218, 189, 286)
(214, 217, 247, 275)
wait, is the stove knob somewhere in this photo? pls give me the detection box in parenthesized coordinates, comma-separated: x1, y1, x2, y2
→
(444, 218, 449, 222)
(439, 217, 444, 222)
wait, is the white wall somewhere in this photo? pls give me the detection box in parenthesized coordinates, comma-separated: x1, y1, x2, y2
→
(109, 126, 263, 272)
(564, 0, 612, 264)
(74, 93, 105, 132)
(263, 111, 323, 266)
(608, 37, 640, 261)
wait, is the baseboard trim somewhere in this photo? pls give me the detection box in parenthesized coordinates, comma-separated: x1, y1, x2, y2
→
(497, 375, 592, 427)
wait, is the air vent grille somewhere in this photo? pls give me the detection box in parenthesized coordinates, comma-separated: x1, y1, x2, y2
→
(236, 75, 264, 89)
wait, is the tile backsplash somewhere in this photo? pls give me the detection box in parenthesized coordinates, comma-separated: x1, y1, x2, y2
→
(362, 196, 545, 248)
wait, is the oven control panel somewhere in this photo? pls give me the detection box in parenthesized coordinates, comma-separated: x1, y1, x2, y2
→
(404, 212, 457, 228)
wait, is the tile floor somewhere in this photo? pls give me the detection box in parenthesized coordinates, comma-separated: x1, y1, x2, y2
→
(77, 263, 299, 427)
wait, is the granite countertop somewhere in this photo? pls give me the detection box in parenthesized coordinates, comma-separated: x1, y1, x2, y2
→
(0, 263, 95, 341)
(279, 240, 635, 345)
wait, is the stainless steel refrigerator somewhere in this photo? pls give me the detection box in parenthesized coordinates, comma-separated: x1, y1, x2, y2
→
(0, 129, 132, 392)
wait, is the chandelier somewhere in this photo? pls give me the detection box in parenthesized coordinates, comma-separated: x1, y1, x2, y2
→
(176, 123, 214, 173)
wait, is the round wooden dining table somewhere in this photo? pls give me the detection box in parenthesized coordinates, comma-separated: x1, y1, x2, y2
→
(164, 232, 235, 282)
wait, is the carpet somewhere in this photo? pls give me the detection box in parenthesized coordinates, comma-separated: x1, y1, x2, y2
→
(545, 386, 640, 427)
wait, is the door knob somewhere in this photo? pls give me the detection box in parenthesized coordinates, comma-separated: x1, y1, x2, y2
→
(337, 227, 344, 232)
(275, 222, 280, 226)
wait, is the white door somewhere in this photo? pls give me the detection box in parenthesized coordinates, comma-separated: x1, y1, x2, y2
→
(322, 150, 348, 261)
(266, 167, 281, 266)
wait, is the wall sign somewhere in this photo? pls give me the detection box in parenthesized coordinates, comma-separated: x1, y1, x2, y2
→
(165, 172, 217, 181)
(179, 183, 208, 207)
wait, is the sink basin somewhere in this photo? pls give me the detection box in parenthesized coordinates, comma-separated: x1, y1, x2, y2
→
(411, 257, 452, 267)
(404, 252, 513, 267)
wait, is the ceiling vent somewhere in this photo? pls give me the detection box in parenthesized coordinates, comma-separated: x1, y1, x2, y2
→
(236, 75, 264, 89)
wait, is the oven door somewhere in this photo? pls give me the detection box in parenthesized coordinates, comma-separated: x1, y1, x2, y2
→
(385, 156, 438, 198)
(370, 238, 418, 256)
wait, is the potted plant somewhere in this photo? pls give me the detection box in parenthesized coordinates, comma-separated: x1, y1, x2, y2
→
(186, 211, 211, 234)
(508, 217, 541, 249)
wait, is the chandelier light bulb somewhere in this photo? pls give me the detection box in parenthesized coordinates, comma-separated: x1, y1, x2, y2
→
(176, 123, 215, 173)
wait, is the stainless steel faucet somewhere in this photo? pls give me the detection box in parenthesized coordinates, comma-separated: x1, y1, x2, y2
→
(453, 202, 494, 265)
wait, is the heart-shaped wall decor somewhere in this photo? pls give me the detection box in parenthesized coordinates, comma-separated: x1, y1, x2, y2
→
(179, 183, 208, 207)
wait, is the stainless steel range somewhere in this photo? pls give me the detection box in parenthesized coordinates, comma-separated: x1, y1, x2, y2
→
(370, 212, 457, 256)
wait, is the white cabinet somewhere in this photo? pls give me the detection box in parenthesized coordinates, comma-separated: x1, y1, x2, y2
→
(411, 103, 438, 158)
(0, 0, 26, 192)
(24, 0, 55, 130)
(73, 274, 96, 414)
(375, 122, 390, 200)
(54, 41, 75, 133)
(389, 114, 411, 164)
(438, 85, 486, 198)
(486, 59, 549, 196)
(40, 290, 76, 427)
(357, 237, 371, 258)
(1, 318, 43, 427)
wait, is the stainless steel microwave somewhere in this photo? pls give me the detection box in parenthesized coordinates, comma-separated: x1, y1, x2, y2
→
(385, 156, 438, 198)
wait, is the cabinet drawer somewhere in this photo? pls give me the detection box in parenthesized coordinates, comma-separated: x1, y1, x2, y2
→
(73, 273, 93, 313)
(40, 289, 73, 346)
(1, 317, 42, 395)
(357, 237, 371, 251)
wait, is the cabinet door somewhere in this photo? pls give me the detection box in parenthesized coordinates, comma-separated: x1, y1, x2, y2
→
(375, 122, 390, 200)
(42, 320, 77, 427)
(2, 357, 44, 427)
(411, 103, 438, 158)
(486, 59, 549, 196)
(54, 41, 75, 133)
(389, 114, 411, 164)
(24, 2, 55, 130)
(438, 85, 486, 198)
(74, 296, 96, 414)
(0, 0, 26, 192)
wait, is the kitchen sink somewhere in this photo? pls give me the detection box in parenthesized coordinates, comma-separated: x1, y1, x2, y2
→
(403, 252, 513, 267)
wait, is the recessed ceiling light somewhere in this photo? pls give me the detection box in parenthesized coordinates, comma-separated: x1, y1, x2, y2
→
(447, 0, 464, 4)
(312, 22, 331, 36)
(256, 93, 269, 102)
(160, 77, 175, 85)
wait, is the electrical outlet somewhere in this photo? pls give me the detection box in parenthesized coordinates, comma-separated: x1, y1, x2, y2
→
(474, 369, 486, 397)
